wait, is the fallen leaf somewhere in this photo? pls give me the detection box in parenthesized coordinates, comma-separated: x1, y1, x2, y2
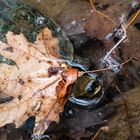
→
(0, 28, 78, 135)
(85, 12, 115, 41)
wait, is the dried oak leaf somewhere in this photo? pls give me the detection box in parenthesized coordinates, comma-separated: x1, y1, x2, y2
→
(0, 28, 78, 135)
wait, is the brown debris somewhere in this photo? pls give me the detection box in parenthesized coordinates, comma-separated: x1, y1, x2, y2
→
(0, 28, 78, 135)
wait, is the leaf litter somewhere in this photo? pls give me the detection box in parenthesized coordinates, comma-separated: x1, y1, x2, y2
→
(0, 0, 139, 139)
(0, 27, 78, 136)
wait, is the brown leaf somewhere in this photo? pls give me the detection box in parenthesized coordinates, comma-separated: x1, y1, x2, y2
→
(0, 28, 78, 135)
(85, 12, 115, 41)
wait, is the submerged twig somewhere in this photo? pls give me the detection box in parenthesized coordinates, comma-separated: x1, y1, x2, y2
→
(126, 9, 140, 29)
(92, 126, 109, 140)
(103, 25, 127, 63)
(89, 0, 116, 25)
(79, 57, 132, 76)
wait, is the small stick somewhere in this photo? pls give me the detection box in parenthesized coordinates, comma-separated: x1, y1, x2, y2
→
(79, 57, 132, 76)
(92, 126, 109, 140)
(103, 25, 127, 62)
(89, 0, 116, 25)
(89, 0, 96, 11)
(126, 9, 140, 29)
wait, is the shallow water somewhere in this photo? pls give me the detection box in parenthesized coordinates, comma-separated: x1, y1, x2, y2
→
(0, 0, 140, 140)
(23, 1, 140, 139)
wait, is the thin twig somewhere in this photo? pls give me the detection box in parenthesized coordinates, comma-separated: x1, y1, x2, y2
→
(92, 126, 109, 140)
(103, 25, 127, 62)
(126, 9, 140, 29)
(79, 57, 133, 76)
(89, 0, 96, 11)
(89, 0, 116, 25)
